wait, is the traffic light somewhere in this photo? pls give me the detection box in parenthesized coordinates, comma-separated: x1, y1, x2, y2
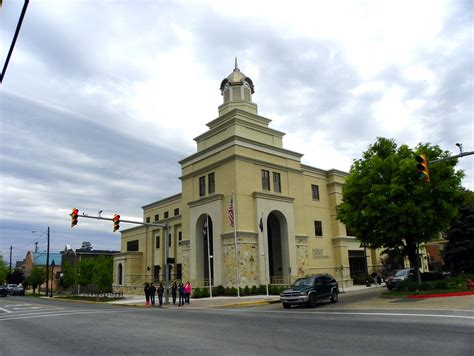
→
(113, 214, 120, 232)
(71, 208, 79, 227)
(416, 153, 430, 183)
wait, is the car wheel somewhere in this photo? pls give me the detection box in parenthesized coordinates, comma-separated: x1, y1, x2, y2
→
(308, 293, 317, 308)
(282, 303, 290, 309)
(330, 290, 338, 303)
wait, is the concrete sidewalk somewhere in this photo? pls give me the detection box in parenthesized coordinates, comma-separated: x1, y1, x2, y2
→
(108, 283, 384, 308)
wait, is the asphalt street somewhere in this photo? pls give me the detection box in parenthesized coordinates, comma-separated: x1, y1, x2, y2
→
(1, 291, 473, 356)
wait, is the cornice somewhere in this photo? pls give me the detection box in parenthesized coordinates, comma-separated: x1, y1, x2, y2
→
(252, 191, 295, 203)
(142, 193, 182, 210)
(179, 135, 303, 167)
(188, 194, 224, 208)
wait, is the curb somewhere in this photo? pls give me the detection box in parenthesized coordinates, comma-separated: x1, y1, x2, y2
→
(407, 291, 474, 299)
(212, 299, 280, 308)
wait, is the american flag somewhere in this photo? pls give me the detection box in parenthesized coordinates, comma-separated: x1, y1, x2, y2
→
(228, 196, 234, 227)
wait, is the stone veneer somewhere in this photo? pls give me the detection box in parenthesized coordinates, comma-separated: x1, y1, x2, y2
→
(296, 235, 309, 277)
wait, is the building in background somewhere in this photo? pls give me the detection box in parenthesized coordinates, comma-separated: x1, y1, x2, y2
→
(24, 251, 62, 291)
(60, 246, 119, 293)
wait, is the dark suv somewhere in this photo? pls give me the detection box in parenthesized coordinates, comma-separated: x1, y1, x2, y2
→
(280, 274, 339, 309)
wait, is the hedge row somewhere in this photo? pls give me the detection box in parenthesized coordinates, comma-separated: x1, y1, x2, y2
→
(192, 284, 288, 298)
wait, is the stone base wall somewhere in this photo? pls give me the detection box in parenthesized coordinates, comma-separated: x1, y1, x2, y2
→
(296, 235, 308, 277)
(222, 234, 258, 287)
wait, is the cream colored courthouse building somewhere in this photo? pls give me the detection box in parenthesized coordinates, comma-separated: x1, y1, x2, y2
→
(113, 63, 386, 294)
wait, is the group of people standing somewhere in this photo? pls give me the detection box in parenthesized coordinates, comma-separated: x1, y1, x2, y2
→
(144, 281, 192, 307)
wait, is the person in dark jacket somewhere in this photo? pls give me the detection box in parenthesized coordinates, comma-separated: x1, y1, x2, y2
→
(157, 283, 164, 306)
(149, 283, 156, 305)
(171, 281, 177, 305)
(144, 283, 150, 306)
(178, 282, 185, 306)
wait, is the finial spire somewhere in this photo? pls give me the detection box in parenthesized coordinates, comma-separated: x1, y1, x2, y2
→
(234, 57, 239, 71)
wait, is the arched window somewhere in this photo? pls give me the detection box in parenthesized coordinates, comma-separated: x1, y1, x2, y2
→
(117, 263, 123, 285)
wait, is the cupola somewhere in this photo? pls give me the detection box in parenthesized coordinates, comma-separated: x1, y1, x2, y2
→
(218, 58, 258, 116)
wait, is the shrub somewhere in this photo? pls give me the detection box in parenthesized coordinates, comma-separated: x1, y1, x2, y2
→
(351, 274, 369, 285)
(421, 272, 444, 281)
(258, 285, 267, 294)
(250, 285, 258, 295)
(214, 285, 225, 296)
(434, 280, 449, 289)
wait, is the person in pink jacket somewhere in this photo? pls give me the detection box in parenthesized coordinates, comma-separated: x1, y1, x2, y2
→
(184, 281, 192, 304)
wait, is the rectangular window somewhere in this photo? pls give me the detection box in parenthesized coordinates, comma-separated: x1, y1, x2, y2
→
(174, 208, 179, 216)
(164, 211, 169, 219)
(154, 266, 160, 282)
(176, 264, 182, 280)
(154, 214, 159, 222)
(311, 184, 320, 200)
(273, 172, 281, 193)
(178, 231, 182, 241)
(208, 172, 215, 194)
(199, 176, 206, 196)
(155, 235, 160, 249)
(146, 217, 150, 223)
(314, 221, 323, 237)
(262, 170, 270, 191)
(169, 233, 172, 247)
(127, 240, 139, 251)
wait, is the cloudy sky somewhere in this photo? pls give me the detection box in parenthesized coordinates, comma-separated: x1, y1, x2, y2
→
(0, 0, 472, 263)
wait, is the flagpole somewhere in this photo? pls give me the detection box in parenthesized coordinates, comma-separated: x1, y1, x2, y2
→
(232, 193, 240, 298)
(205, 214, 212, 298)
(261, 213, 269, 296)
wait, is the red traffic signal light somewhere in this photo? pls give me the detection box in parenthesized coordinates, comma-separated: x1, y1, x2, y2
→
(416, 153, 430, 183)
(113, 214, 120, 232)
(71, 208, 79, 227)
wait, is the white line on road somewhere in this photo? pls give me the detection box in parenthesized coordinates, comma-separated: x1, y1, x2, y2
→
(182, 307, 474, 321)
(0, 308, 147, 321)
(0, 307, 11, 313)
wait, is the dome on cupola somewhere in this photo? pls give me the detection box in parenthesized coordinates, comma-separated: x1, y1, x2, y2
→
(217, 59, 258, 116)
(220, 58, 255, 104)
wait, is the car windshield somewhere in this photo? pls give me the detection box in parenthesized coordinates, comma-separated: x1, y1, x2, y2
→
(293, 277, 315, 287)
(394, 270, 409, 277)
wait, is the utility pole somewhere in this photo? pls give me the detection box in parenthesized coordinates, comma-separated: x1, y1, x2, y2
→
(34, 242, 38, 253)
(45, 227, 50, 297)
(9, 246, 12, 274)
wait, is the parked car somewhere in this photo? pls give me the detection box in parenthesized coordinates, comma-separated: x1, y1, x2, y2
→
(0, 285, 8, 297)
(385, 268, 415, 290)
(11, 284, 25, 296)
(280, 274, 339, 309)
(6, 284, 17, 294)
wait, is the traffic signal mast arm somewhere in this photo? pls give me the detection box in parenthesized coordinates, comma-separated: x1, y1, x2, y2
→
(72, 213, 168, 228)
(428, 151, 474, 164)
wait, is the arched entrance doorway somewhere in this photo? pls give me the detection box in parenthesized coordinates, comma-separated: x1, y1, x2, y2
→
(266, 211, 289, 284)
(196, 214, 214, 286)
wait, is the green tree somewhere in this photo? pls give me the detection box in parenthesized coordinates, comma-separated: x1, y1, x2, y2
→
(77, 259, 95, 287)
(61, 261, 77, 289)
(92, 256, 113, 292)
(336, 138, 464, 278)
(26, 267, 46, 294)
(443, 191, 474, 273)
(0, 255, 8, 284)
(6, 269, 24, 284)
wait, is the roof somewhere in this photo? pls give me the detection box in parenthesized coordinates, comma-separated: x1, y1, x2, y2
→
(32, 252, 62, 266)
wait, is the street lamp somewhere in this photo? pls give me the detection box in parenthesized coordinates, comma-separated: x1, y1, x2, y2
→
(50, 260, 55, 297)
